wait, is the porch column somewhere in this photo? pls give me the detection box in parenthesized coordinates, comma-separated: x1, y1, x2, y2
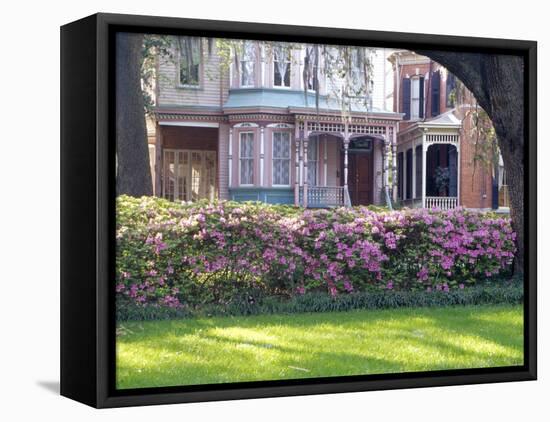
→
(323, 136, 328, 187)
(421, 132, 427, 208)
(155, 122, 162, 196)
(412, 140, 417, 200)
(392, 142, 397, 201)
(456, 142, 461, 206)
(386, 140, 391, 189)
(228, 127, 233, 187)
(403, 146, 407, 201)
(343, 137, 350, 191)
(294, 135, 300, 206)
(303, 137, 309, 208)
(260, 126, 265, 187)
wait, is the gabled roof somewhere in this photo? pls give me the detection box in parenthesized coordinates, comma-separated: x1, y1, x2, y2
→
(397, 110, 462, 138)
(418, 110, 462, 129)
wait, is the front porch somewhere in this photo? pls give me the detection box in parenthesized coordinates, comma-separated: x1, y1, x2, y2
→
(397, 113, 461, 210)
(293, 116, 398, 208)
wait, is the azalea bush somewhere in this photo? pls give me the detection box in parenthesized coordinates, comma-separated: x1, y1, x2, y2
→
(116, 196, 516, 311)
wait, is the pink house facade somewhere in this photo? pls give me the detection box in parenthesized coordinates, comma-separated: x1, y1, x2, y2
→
(149, 38, 402, 207)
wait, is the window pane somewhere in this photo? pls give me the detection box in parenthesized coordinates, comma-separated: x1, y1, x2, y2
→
(177, 151, 188, 201)
(164, 151, 175, 201)
(178, 37, 201, 86)
(307, 138, 318, 186)
(273, 132, 290, 185)
(240, 133, 254, 184)
(191, 152, 202, 200)
(241, 42, 255, 86)
(274, 48, 291, 87)
(411, 78, 420, 119)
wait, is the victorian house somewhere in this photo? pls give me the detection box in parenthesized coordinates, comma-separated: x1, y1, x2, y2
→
(147, 37, 400, 208)
(146, 37, 508, 210)
(389, 50, 509, 210)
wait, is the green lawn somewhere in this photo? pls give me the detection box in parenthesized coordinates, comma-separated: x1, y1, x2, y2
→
(116, 304, 523, 389)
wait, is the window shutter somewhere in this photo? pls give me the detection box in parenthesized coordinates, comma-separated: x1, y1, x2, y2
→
(431, 71, 441, 116)
(418, 76, 425, 119)
(402, 78, 411, 120)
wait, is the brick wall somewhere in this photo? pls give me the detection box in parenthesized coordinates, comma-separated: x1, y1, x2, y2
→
(457, 109, 494, 208)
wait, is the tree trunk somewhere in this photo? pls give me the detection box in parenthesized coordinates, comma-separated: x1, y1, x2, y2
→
(116, 32, 153, 197)
(417, 51, 525, 273)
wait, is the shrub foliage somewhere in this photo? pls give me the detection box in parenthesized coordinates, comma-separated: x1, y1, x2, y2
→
(116, 196, 516, 315)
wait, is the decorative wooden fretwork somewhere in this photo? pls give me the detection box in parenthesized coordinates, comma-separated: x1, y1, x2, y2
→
(227, 113, 294, 123)
(425, 134, 459, 145)
(266, 123, 295, 128)
(233, 122, 259, 128)
(155, 112, 227, 122)
(348, 124, 387, 135)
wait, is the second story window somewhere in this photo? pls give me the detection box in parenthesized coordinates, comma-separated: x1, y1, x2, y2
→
(446, 73, 457, 107)
(411, 77, 421, 119)
(240, 42, 255, 87)
(273, 47, 291, 88)
(303, 46, 318, 91)
(239, 132, 254, 185)
(178, 37, 201, 87)
(402, 76, 424, 120)
(272, 132, 291, 185)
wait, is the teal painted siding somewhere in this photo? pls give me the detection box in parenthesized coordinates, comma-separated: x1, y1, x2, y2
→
(229, 188, 294, 205)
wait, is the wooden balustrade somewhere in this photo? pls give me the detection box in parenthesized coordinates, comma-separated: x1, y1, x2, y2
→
(425, 196, 458, 210)
(299, 186, 346, 207)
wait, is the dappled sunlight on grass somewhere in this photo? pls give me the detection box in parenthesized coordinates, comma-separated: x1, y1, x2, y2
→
(116, 305, 523, 389)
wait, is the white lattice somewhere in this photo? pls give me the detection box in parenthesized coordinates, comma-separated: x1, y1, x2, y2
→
(348, 124, 386, 135)
(307, 121, 345, 133)
(425, 134, 459, 145)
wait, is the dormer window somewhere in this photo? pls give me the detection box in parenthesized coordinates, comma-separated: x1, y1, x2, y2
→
(273, 47, 291, 88)
(178, 37, 201, 87)
(240, 42, 256, 87)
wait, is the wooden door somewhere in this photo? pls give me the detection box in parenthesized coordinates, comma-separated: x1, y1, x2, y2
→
(347, 153, 373, 206)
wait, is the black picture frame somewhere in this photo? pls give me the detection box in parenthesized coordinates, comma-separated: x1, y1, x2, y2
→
(60, 12, 537, 408)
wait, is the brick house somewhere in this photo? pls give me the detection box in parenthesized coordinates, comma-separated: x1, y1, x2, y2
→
(146, 38, 508, 210)
(389, 50, 509, 210)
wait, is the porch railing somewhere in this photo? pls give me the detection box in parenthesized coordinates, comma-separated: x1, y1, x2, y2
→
(299, 186, 347, 208)
(425, 196, 458, 210)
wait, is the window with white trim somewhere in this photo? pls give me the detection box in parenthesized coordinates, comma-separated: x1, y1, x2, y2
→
(411, 77, 420, 119)
(273, 47, 291, 88)
(177, 37, 201, 87)
(307, 137, 318, 186)
(272, 132, 291, 185)
(239, 132, 254, 185)
(240, 42, 255, 87)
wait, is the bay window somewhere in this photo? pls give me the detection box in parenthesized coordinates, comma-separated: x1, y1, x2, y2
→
(239, 132, 254, 185)
(272, 132, 291, 185)
(273, 47, 291, 88)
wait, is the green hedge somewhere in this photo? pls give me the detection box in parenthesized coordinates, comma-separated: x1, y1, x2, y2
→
(117, 279, 523, 321)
